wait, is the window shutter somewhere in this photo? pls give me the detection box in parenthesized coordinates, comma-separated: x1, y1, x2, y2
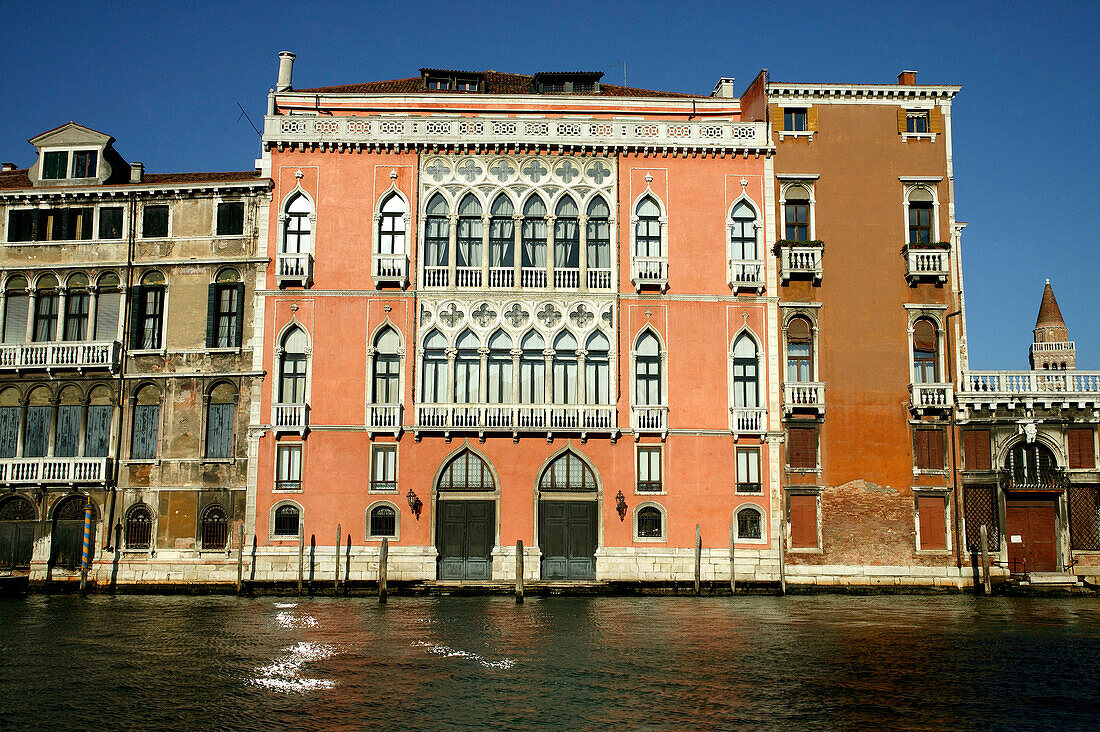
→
(3, 294, 28, 344)
(0, 407, 19, 458)
(963, 429, 992, 470)
(918, 495, 947, 550)
(788, 427, 816, 469)
(929, 108, 944, 134)
(789, 495, 818, 549)
(129, 286, 145, 346)
(1069, 428, 1097, 469)
(897, 108, 908, 133)
(55, 405, 81, 457)
(95, 291, 120, 341)
(806, 107, 819, 132)
(233, 283, 245, 347)
(774, 106, 785, 132)
(929, 429, 944, 469)
(85, 405, 112, 457)
(205, 284, 217, 348)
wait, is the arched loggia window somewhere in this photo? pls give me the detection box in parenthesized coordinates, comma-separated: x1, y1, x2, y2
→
(730, 201, 759, 261)
(456, 194, 483, 283)
(586, 196, 611, 280)
(421, 330, 447, 404)
(377, 193, 407, 257)
(372, 327, 401, 405)
(634, 331, 663, 406)
(786, 317, 813, 383)
(733, 334, 759, 408)
(912, 319, 939, 384)
(453, 329, 480, 403)
(552, 331, 578, 404)
(585, 331, 610, 405)
(283, 193, 312, 256)
(424, 194, 449, 286)
(487, 330, 513, 404)
(519, 331, 545, 404)
(554, 196, 580, 285)
(489, 195, 515, 285)
(521, 196, 547, 285)
(279, 327, 308, 404)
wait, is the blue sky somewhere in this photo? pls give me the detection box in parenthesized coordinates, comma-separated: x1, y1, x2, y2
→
(2, 1, 1097, 370)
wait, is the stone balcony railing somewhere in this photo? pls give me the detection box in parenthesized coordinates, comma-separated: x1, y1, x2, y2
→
(729, 408, 767, 433)
(273, 403, 309, 434)
(265, 115, 770, 152)
(0, 457, 110, 485)
(728, 260, 765, 293)
(904, 245, 950, 284)
(1000, 467, 1069, 493)
(631, 405, 669, 435)
(372, 254, 408, 287)
(958, 371, 1100, 409)
(778, 243, 823, 284)
(415, 403, 616, 435)
(0, 341, 121, 372)
(783, 382, 826, 414)
(631, 257, 668, 292)
(275, 252, 312, 287)
(422, 264, 614, 291)
(910, 382, 953, 411)
(1030, 341, 1076, 354)
(368, 404, 402, 433)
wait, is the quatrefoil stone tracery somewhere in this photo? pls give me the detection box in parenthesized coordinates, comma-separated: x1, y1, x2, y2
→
(536, 304, 562, 328)
(472, 303, 497, 327)
(439, 304, 465, 327)
(504, 304, 529, 327)
(569, 304, 594, 328)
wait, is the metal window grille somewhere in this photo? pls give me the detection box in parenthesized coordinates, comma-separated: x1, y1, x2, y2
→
(201, 505, 228, 549)
(370, 506, 397, 537)
(125, 505, 153, 550)
(964, 485, 1000, 551)
(637, 507, 662, 538)
(273, 505, 300, 536)
(737, 508, 762, 539)
(1069, 485, 1100, 551)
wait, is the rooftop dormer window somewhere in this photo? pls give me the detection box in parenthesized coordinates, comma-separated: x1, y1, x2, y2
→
(42, 151, 68, 179)
(41, 149, 98, 180)
(72, 150, 98, 178)
(422, 70, 484, 92)
(533, 72, 603, 95)
(428, 78, 450, 90)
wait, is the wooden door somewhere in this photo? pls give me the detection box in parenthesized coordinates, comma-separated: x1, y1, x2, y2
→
(51, 520, 93, 569)
(540, 500, 596, 580)
(436, 500, 493, 581)
(1006, 501, 1058, 573)
(0, 521, 35, 569)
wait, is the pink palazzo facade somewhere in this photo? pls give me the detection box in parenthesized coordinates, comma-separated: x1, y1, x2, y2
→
(248, 54, 783, 583)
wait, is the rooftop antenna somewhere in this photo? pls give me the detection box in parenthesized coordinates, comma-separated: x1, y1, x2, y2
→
(236, 102, 261, 137)
(608, 60, 627, 86)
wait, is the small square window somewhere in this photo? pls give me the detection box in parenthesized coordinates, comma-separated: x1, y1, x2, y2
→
(784, 108, 807, 132)
(455, 79, 479, 92)
(216, 201, 245, 236)
(914, 428, 945, 471)
(428, 78, 450, 90)
(42, 151, 68, 180)
(99, 207, 124, 240)
(71, 150, 98, 178)
(636, 506, 664, 539)
(368, 504, 398, 538)
(736, 448, 761, 494)
(636, 446, 662, 492)
(906, 111, 930, 134)
(371, 444, 397, 492)
(142, 205, 169, 238)
(276, 444, 302, 491)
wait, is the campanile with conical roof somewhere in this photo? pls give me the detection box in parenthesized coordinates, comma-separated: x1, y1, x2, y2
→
(1030, 279, 1075, 370)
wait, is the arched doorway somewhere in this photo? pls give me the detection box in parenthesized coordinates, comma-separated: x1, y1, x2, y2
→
(538, 451, 599, 580)
(435, 449, 496, 581)
(1004, 441, 1062, 573)
(51, 495, 96, 570)
(0, 495, 37, 569)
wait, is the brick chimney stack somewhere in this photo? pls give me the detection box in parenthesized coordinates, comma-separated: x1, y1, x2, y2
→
(898, 70, 917, 85)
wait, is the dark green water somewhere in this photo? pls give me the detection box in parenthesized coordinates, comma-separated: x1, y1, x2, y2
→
(2, 594, 1099, 730)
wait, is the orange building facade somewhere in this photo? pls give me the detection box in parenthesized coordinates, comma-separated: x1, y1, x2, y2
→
(249, 55, 785, 583)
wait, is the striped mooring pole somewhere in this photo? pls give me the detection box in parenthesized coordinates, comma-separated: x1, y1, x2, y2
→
(79, 499, 93, 595)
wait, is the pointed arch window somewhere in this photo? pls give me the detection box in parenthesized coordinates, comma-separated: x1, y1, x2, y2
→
(586, 196, 611, 288)
(489, 195, 515, 277)
(454, 329, 481, 403)
(585, 331, 610, 405)
(539, 451, 597, 491)
(279, 327, 309, 403)
(373, 327, 401, 404)
(635, 197, 661, 258)
(554, 196, 580, 271)
(730, 201, 759, 260)
(487, 330, 513, 404)
(283, 194, 312, 255)
(733, 334, 759, 408)
(786, 317, 813, 383)
(912, 319, 939, 383)
(908, 188, 935, 244)
(422, 330, 447, 404)
(456, 194, 483, 273)
(438, 449, 495, 490)
(635, 331, 663, 406)
(519, 331, 545, 404)
(424, 194, 450, 277)
(521, 196, 547, 284)
(378, 194, 406, 256)
(552, 331, 578, 404)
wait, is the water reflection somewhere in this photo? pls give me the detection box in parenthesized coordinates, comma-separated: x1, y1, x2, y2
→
(2, 595, 1100, 730)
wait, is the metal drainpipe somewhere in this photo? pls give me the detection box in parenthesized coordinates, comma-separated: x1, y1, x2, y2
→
(945, 308, 963, 568)
(106, 192, 137, 550)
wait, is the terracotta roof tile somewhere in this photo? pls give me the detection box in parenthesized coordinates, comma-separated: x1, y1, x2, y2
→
(1036, 280, 1066, 328)
(0, 169, 264, 192)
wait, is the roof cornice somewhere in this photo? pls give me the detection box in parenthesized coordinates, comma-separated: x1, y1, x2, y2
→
(0, 178, 272, 200)
(765, 83, 960, 101)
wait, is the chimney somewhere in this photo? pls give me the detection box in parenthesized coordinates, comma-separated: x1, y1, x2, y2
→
(711, 77, 736, 98)
(0, 163, 16, 172)
(277, 51, 296, 92)
(130, 162, 144, 183)
(898, 70, 917, 85)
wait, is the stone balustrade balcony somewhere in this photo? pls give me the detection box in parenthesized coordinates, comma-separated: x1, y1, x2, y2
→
(729, 408, 767, 434)
(631, 405, 668, 437)
(414, 402, 616, 436)
(904, 244, 950, 284)
(910, 382, 954, 412)
(728, 260, 765, 293)
(275, 252, 313, 287)
(0, 341, 121, 373)
(1030, 341, 1075, 355)
(631, 257, 668, 292)
(273, 403, 309, 435)
(778, 242, 823, 284)
(783, 381, 826, 414)
(368, 404, 402, 434)
(372, 254, 408, 287)
(0, 456, 110, 486)
(958, 370, 1100, 409)
(422, 265, 613, 291)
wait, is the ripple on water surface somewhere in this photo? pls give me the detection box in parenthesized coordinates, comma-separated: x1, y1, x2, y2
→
(2, 594, 1100, 731)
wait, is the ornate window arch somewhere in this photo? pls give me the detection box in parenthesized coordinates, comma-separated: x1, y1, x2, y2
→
(728, 198, 763, 291)
(538, 449, 599, 492)
(124, 503, 154, 550)
(552, 331, 579, 405)
(735, 503, 767, 543)
(585, 331, 611, 405)
(453, 329, 481, 403)
(437, 448, 497, 491)
(423, 193, 450, 286)
(200, 503, 229, 550)
(486, 330, 513, 404)
(376, 190, 408, 259)
(0, 494, 37, 521)
(489, 194, 516, 283)
(631, 194, 666, 290)
(586, 195, 612, 288)
(519, 330, 546, 404)
(520, 194, 548, 284)
(366, 500, 400, 540)
(911, 317, 940, 384)
(270, 499, 302, 539)
(277, 325, 310, 404)
(553, 195, 580, 279)
(421, 329, 448, 404)
(633, 501, 667, 542)
(633, 328, 665, 407)
(731, 331, 761, 409)
(455, 193, 484, 277)
(905, 184, 939, 244)
(371, 325, 403, 406)
(784, 316, 814, 383)
(780, 182, 814, 242)
(281, 191, 314, 256)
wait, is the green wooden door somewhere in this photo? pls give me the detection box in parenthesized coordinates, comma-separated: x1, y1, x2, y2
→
(437, 500, 494, 580)
(0, 521, 35, 569)
(540, 500, 597, 580)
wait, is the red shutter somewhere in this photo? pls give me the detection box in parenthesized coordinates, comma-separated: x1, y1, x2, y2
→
(963, 429, 992, 470)
(789, 495, 818, 549)
(918, 495, 947, 550)
(788, 427, 816, 469)
(915, 429, 944, 470)
(1069, 428, 1097, 469)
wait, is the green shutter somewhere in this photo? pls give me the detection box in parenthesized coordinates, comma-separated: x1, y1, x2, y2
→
(233, 283, 245, 347)
(206, 284, 218, 348)
(129, 286, 145, 347)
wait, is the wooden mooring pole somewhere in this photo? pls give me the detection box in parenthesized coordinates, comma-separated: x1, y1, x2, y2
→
(515, 540, 524, 604)
(694, 525, 702, 596)
(378, 537, 389, 604)
(778, 519, 787, 596)
(236, 523, 244, 594)
(297, 523, 305, 596)
(79, 501, 93, 596)
(980, 524, 992, 596)
(729, 523, 736, 595)
(334, 524, 341, 594)
(344, 534, 351, 596)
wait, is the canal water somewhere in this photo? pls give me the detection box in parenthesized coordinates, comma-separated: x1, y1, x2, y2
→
(2, 595, 1099, 730)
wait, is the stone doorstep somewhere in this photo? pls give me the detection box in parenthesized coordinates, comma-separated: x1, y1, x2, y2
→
(1027, 573, 1082, 586)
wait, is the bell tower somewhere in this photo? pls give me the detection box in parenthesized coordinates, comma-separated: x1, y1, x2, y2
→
(1030, 279, 1075, 370)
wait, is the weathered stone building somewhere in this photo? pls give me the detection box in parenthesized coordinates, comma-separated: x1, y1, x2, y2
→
(0, 123, 271, 584)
